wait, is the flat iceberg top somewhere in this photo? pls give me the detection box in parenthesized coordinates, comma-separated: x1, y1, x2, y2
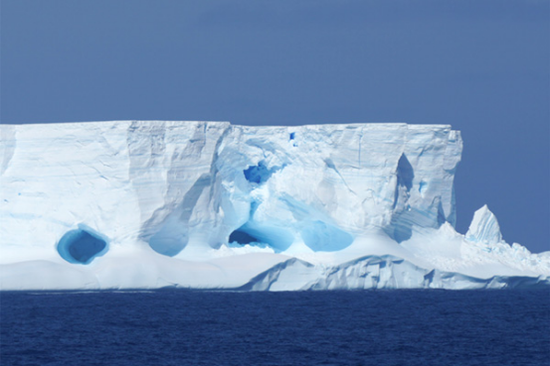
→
(2, 120, 452, 128)
(1, 121, 547, 290)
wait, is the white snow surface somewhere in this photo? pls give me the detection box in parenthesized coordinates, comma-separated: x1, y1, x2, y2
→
(0, 121, 548, 290)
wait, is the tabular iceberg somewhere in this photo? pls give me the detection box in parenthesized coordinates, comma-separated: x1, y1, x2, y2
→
(1, 121, 548, 290)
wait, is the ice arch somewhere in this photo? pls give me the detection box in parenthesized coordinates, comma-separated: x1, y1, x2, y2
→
(57, 227, 108, 264)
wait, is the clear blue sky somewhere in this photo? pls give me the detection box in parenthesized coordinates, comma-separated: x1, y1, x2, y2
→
(2, 1, 549, 252)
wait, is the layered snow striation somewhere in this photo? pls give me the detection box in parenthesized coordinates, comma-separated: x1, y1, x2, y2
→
(0, 121, 548, 291)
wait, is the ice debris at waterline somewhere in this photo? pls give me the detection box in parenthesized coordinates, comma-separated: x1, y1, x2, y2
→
(1, 121, 548, 290)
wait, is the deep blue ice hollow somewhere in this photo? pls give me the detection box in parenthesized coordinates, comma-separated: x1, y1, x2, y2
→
(57, 228, 108, 264)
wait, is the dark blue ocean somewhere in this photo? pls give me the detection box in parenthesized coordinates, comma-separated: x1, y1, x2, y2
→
(1, 290, 549, 366)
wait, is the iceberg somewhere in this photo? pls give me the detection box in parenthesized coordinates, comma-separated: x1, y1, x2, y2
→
(0, 121, 548, 290)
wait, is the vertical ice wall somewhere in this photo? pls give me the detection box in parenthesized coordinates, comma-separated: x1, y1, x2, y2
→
(0, 121, 462, 263)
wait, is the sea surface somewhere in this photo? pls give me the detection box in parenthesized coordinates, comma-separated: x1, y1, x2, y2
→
(1, 289, 549, 366)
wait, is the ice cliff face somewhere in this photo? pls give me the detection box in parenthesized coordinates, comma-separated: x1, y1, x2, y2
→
(0, 121, 548, 290)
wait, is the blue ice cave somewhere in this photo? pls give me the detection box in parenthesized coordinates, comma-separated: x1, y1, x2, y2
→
(228, 222, 294, 251)
(387, 154, 416, 243)
(243, 161, 275, 184)
(396, 153, 414, 191)
(57, 227, 108, 264)
(229, 229, 260, 245)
